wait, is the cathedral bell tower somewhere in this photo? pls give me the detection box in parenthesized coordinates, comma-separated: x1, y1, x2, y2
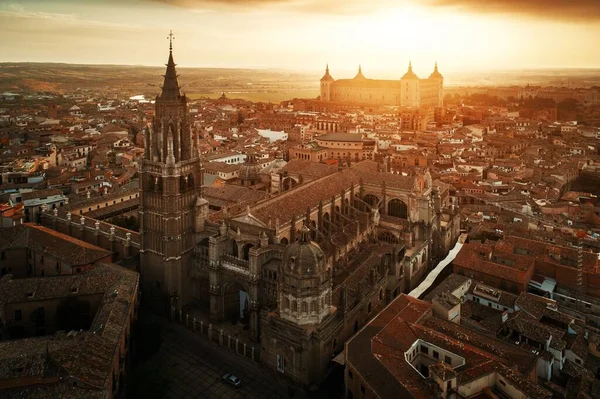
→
(140, 31, 201, 313)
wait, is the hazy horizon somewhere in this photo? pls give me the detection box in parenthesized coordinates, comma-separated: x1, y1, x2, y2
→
(2, 0, 600, 71)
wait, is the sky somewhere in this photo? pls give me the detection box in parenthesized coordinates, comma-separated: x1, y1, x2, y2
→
(1, 0, 600, 75)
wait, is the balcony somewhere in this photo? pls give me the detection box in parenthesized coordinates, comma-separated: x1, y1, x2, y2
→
(220, 255, 253, 278)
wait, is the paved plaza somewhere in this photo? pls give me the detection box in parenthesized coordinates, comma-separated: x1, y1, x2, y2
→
(149, 320, 307, 399)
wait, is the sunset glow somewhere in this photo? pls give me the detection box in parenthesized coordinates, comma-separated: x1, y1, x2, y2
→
(2, 0, 600, 72)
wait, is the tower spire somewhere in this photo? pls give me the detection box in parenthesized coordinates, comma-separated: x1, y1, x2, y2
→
(160, 30, 181, 101)
(354, 64, 365, 79)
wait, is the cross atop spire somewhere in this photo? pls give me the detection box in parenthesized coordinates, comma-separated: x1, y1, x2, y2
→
(168, 30, 175, 52)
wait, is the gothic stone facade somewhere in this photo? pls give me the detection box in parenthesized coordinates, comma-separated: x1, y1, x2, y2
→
(139, 45, 207, 313)
(138, 44, 459, 389)
(191, 160, 460, 387)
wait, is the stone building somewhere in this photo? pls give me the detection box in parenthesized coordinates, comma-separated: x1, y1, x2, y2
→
(260, 224, 390, 388)
(0, 223, 139, 398)
(190, 158, 460, 386)
(0, 223, 113, 278)
(320, 63, 444, 108)
(0, 263, 139, 398)
(71, 39, 462, 389)
(345, 294, 552, 399)
(139, 38, 207, 314)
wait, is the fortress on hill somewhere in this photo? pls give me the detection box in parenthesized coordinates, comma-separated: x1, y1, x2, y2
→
(319, 62, 444, 108)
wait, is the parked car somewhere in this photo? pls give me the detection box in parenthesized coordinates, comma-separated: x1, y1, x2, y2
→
(222, 373, 242, 388)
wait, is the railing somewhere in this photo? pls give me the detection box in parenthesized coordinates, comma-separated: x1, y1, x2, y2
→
(221, 254, 250, 270)
(175, 311, 260, 363)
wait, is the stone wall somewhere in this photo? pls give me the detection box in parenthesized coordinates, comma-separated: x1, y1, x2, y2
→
(40, 209, 140, 262)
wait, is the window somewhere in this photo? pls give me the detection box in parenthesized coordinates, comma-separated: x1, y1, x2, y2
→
(420, 345, 429, 355)
(444, 355, 452, 364)
(499, 379, 506, 387)
(14, 310, 22, 321)
(348, 369, 353, 380)
(433, 350, 439, 359)
(360, 385, 366, 395)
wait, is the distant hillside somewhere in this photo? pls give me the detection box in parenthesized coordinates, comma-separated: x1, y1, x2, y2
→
(1, 63, 599, 103)
(0, 63, 319, 101)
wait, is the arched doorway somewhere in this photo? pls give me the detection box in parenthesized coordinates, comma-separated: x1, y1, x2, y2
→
(231, 240, 239, 258)
(197, 277, 210, 311)
(198, 237, 210, 259)
(242, 243, 254, 261)
(388, 198, 408, 219)
(282, 177, 297, 191)
(223, 281, 249, 325)
(323, 212, 330, 233)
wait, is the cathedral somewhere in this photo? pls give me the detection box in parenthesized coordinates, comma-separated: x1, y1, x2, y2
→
(139, 42, 460, 388)
(320, 62, 444, 108)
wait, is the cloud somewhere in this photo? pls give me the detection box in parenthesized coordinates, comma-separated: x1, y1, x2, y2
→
(146, 0, 600, 19)
(427, 0, 600, 21)
(145, 0, 395, 14)
(0, 9, 144, 31)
